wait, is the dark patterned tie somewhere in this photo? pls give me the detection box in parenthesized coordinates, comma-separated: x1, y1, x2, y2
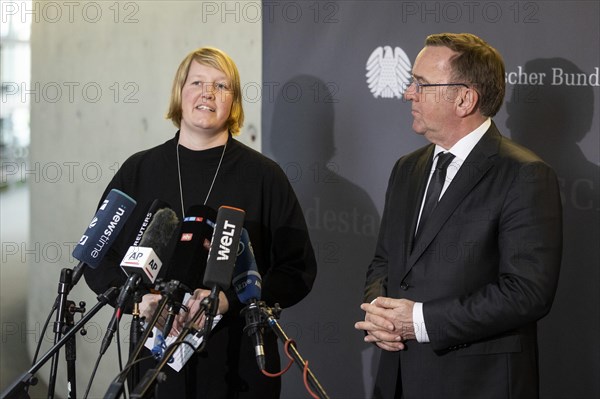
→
(416, 152, 455, 235)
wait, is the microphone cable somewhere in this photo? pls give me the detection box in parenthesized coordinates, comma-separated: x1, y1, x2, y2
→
(82, 308, 130, 399)
(82, 347, 103, 399)
(114, 321, 130, 399)
(261, 337, 320, 399)
(31, 296, 58, 366)
(82, 313, 130, 399)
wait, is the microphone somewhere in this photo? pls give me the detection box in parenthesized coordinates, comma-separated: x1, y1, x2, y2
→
(165, 205, 217, 288)
(132, 199, 170, 246)
(120, 207, 180, 286)
(233, 228, 262, 303)
(160, 205, 216, 337)
(100, 207, 180, 355)
(233, 228, 266, 370)
(71, 189, 137, 289)
(203, 206, 245, 292)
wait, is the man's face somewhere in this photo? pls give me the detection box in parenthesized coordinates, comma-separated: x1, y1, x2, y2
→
(403, 46, 462, 145)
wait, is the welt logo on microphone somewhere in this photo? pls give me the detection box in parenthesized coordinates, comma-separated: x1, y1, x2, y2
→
(204, 206, 245, 290)
(216, 220, 238, 261)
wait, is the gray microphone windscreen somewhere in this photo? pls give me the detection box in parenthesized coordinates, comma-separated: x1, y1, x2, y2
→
(139, 208, 180, 260)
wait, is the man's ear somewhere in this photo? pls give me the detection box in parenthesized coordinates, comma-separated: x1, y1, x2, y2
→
(456, 87, 479, 117)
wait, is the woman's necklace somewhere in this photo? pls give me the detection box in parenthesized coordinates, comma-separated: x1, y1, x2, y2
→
(176, 137, 227, 219)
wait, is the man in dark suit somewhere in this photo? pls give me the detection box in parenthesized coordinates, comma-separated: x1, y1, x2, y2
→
(355, 33, 562, 399)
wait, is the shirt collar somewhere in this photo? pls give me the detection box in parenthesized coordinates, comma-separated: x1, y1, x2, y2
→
(433, 118, 491, 161)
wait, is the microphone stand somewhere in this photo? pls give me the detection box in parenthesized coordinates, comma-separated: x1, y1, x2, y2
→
(103, 280, 188, 399)
(64, 301, 76, 399)
(129, 286, 219, 399)
(47, 268, 72, 398)
(0, 287, 118, 399)
(46, 268, 86, 399)
(128, 291, 144, 390)
(64, 299, 86, 399)
(258, 302, 330, 399)
(57, 262, 88, 399)
(197, 286, 219, 352)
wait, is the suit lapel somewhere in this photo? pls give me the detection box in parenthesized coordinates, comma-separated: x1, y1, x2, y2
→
(404, 124, 502, 279)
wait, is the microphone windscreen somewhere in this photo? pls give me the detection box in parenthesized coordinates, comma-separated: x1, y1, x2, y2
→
(203, 206, 245, 290)
(139, 208, 180, 260)
(132, 199, 170, 246)
(120, 207, 180, 285)
(72, 189, 136, 268)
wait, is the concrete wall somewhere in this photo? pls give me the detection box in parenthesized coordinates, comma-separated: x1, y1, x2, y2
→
(28, 2, 261, 397)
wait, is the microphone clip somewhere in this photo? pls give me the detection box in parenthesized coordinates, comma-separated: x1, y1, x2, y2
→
(240, 301, 268, 334)
(154, 279, 192, 297)
(155, 279, 193, 338)
(240, 301, 270, 371)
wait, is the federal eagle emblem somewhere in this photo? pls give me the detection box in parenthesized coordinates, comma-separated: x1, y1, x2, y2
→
(366, 46, 412, 99)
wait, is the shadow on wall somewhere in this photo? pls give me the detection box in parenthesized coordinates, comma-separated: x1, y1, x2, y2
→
(267, 75, 381, 399)
(505, 58, 600, 399)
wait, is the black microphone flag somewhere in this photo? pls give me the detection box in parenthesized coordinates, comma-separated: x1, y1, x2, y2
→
(203, 206, 245, 291)
(165, 205, 216, 289)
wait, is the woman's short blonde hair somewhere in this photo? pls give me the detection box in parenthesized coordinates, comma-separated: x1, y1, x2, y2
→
(166, 47, 244, 135)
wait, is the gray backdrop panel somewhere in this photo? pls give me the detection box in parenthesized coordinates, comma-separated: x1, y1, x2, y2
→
(262, 1, 599, 398)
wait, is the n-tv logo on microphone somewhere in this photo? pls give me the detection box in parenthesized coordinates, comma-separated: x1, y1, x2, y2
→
(217, 220, 238, 260)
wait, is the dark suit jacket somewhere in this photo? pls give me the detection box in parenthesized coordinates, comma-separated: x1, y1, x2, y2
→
(364, 122, 562, 399)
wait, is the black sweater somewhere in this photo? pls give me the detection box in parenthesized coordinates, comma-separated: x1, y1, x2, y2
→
(84, 132, 316, 398)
